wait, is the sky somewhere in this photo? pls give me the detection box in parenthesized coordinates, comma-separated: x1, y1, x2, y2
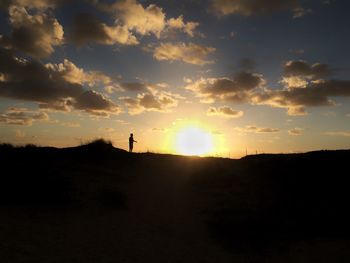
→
(0, 0, 350, 157)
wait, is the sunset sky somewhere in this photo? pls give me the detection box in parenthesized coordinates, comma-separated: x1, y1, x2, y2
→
(0, 0, 350, 157)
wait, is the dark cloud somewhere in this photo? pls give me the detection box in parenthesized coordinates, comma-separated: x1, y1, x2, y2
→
(69, 12, 138, 46)
(186, 71, 265, 103)
(0, 0, 11, 9)
(283, 60, 332, 79)
(253, 79, 350, 115)
(120, 92, 178, 115)
(139, 93, 163, 109)
(70, 13, 111, 46)
(255, 60, 347, 115)
(0, 5, 64, 58)
(0, 47, 82, 102)
(0, 47, 120, 115)
(210, 0, 301, 16)
(119, 82, 148, 92)
(0, 107, 49, 126)
(73, 90, 116, 111)
(188, 60, 350, 116)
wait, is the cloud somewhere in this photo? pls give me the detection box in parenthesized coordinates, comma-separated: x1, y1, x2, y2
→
(235, 125, 280, 133)
(283, 60, 332, 80)
(72, 90, 118, 113)
(108, 0, 166, 38)
(0, 107, 49, 126)
(152, 42, 216, 66)
(70, 13, 138, 46)
(292, 7, 312, 19)
(46, 59, 116, 87)
(118, 82, 172, 94)
(118, 81, 181, 114)
(97, 0, 200, 40)
(187, 60, 350, 116)
(67, 1, 201, 48)
(288, 128, 303, 135)
(257, 127, 280, 133)
(207, 106, 243, 118)
(120, 92, 177, 115)
(281, 60, 332, 89)
(252, 60, 349, 115)
(0, 0, 65, 10)
(251, 80, 350, 116)
(280, 76, 308, 89)
(186, 71, 265, 102)
(210, 0, 301, 17)
(166, 15, 200, 37)
(0, 5, 64, 58)
(0, 47, 121, 116)
(325, 131, 350, 137)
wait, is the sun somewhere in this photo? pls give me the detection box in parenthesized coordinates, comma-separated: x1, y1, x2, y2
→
(175, 126, 214, 156)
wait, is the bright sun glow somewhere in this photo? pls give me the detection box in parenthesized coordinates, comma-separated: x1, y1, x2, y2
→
(175, 126, 214, 156)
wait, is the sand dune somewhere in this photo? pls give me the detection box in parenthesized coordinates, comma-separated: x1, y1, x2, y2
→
(1, 141, 350, 262)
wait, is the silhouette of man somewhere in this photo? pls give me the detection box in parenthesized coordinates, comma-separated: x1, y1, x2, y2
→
(129, 133, 137, 152)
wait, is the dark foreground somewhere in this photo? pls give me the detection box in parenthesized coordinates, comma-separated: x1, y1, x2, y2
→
(1, 140, 350, 262)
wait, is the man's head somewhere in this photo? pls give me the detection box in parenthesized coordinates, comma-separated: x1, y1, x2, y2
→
(130, 133, 133, 137)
